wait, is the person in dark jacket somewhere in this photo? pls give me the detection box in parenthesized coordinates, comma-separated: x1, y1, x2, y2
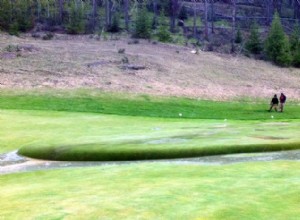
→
(279, 93, 287, 112)
(269, 94, 279, 112)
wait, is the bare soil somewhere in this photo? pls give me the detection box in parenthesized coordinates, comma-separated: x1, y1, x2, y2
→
(1, 33, 300, 101)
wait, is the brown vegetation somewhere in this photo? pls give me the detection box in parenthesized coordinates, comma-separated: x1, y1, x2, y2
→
(0, 34, 300, 101)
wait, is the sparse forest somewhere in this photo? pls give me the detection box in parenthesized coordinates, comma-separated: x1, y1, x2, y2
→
(0, 0, 300, 66)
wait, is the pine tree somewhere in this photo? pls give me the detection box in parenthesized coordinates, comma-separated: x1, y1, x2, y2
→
(157, 10, 172, 42)
(265, 12, 292, 66)
(66, 0, 87, 34)
(290, 23, 300, 67)
(245, 24, 262, 54)
(0, 0, 12, 31)
(133, 4, 151, 39)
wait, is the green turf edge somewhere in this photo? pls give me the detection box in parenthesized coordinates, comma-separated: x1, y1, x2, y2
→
(0, 90, 299, 120)
(18, 142, 300, 161)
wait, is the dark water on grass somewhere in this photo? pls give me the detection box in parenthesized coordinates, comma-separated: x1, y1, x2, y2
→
(1, 150, 300, 175)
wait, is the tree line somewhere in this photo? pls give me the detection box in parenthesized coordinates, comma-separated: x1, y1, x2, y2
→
(0, 0, 300, 67)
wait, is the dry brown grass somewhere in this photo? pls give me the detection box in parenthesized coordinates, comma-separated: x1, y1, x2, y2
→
(1, 33, 300, 101)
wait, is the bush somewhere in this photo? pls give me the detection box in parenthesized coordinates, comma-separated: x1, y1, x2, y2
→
(5, 44, 20, 52)
(128, 39, 139, 44)
(8, 22, 19, 36)
(118, 48, 125, 54)
(42, 33, 54, 40)
(31, 33, 41, 39)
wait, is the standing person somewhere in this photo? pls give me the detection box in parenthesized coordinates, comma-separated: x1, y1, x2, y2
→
(279, 93, 287, 112)
(269, 94, 279, 112)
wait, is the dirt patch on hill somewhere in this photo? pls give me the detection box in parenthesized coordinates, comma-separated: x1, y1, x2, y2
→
(1, 34, 300, 101)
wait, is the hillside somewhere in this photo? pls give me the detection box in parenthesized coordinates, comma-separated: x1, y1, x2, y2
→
(0, 33, 300, 101)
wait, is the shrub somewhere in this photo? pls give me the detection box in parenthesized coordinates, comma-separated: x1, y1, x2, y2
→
(8, 22, 19, 36)
(118, 48, 125, 54)
(42, 33, 54, 40)
(5, 44, 20, 52)
(128, 39, 139, 44)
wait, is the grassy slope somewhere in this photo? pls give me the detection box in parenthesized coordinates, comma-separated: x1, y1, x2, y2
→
(1, 162, 300, 219)
(1, 35, 300, 101)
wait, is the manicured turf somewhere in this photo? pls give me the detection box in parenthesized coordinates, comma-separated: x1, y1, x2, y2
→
(0, 109, 300, 160)
(1, 91, 299, 219)
(1, 162, 300, 219)
(0, 90, 299, 160)
(0, 90, 299, 120)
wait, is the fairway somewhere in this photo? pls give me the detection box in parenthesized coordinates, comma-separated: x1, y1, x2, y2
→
(1, 93, 300, 219)
(0, 109, 299, 161)
(1, 162, 300, 219)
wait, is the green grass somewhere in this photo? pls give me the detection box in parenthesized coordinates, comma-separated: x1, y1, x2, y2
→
(1, 162, 300, 219)
(0, 90, 300, 160)
(0, 90, 299, 120)
(1, 108, 300, 160)
(0, 90, 299, 219)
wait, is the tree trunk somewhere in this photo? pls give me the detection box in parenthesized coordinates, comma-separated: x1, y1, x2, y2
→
(105, 0, 112, 30)
(152, 0, 158, 29)
(124, 0, 129, 31)
(264, 0, 273, 25)
(211, 0, 215, 34)
(294, 0, 300, 19)
(193, 0, 197, 38)
(170, 0, 179, 33)
(204, 0, 208, 40)
(231, 0, 236, 52)
(92, 0, 97, 31)
(58, 0, 64, 23)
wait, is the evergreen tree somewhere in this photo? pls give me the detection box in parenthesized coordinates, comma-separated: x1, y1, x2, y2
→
(157, 10, 172, 42)
(0, 0, 12, 31)
(0, 0, 34, 33)
(290, 23, 300, 67)
(66, 0, 87, 34)
(265, 12, 292, 66)
(245, 24, 262, 54)
(133, 4, 151, 39)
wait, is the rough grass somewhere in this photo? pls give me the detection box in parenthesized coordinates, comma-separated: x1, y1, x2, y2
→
(1, 34, 300, 101)
(1, 162, 300, 219)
